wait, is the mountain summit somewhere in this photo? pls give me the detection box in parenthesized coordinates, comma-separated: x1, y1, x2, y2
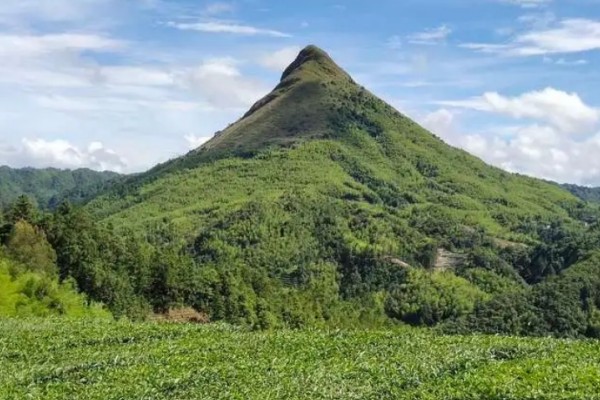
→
(280, 45, 353, 82)
(195, 45, 364, 156)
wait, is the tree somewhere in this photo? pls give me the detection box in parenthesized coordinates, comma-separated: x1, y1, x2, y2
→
(6, 195, 36, 224)
(5, 220, 57, 275)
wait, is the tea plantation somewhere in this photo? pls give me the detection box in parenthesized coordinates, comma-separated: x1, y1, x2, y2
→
(1, 319, 599, 399)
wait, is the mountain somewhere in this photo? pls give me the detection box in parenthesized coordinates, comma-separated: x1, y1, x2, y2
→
(77, 45, 600, 334)
(0, 166, 121, 210)
(90, 45, 579, 235)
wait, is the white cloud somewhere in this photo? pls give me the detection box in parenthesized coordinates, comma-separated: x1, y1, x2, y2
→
(421, 108, 455, 134)
(184, 134, 212, 149)
(182, 59, 268, 108)
(464, 18, 600, 56)
(168, 21, 290, 37)
(439, 88, 599, 134)
(0, 33, 124, 58)
(0, 138, 127, 172)
(420, 99, 600, 184)
(408, 25, 452, 45)
(458, 124, 600, 185)
(544, 57, 588, 66)
(259, 47, 301, 71)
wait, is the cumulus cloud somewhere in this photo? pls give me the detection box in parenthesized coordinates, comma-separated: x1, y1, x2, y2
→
(420, 106, 600, 185)
(259, 47, 301, 71)
(460, 124, 600, 185)
(408, 25, 452, 45)
(438, 88, 599, 134)
(182, 59, 268, 108)
(0, 138, 127, 172)
(167, 21, 290, 37)
(421, 108, 455, 134)
(184, 134, 212, 149)
(463, 18, 600, 56)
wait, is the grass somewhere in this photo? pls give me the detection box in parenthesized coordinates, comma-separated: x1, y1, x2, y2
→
(1, 319, 600, 399)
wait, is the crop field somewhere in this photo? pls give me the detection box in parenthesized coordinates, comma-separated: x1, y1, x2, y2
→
(1, 319, 600, 399)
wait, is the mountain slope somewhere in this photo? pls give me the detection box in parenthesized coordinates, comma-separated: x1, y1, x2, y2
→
(83, 46, 600, 332)
(0, 166, 120, 209)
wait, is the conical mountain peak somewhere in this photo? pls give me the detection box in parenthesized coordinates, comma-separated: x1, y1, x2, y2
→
(181, 44, 365, 156)
(280, 45, 353, 83)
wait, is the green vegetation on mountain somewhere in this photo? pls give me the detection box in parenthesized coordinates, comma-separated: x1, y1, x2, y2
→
(3, 46, 600, 339)
(3, 319, 600, 399)
(0, 166, 120, 209)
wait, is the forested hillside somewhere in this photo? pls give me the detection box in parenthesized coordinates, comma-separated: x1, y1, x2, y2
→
(0, 166, 120, 209)
(3, 46, 600, 338)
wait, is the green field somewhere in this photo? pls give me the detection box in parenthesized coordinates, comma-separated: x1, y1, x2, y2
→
(1, 319, 599, 399)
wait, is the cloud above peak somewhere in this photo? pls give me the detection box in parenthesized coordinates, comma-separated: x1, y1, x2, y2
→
(168, 20, 291, 37)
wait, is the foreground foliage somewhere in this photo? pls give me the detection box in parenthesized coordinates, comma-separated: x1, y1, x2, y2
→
(1, 319, 599, 399)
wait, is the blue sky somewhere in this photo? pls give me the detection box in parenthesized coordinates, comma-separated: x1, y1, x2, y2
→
(1, 0, 600, 184)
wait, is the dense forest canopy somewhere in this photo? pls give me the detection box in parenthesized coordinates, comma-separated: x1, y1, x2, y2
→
(3, 46, 600, 339)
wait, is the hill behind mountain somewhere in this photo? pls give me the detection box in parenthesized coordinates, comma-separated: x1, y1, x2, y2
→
(0, 166, 120, 209)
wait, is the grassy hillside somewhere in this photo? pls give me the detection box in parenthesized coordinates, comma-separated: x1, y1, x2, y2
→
(0, 166, 120, 209)
(2, 319, 600, 399)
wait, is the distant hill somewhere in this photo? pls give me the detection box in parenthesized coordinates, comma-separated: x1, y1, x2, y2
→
(562, 183, 600, 203)
(0, 166, 120, 209)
